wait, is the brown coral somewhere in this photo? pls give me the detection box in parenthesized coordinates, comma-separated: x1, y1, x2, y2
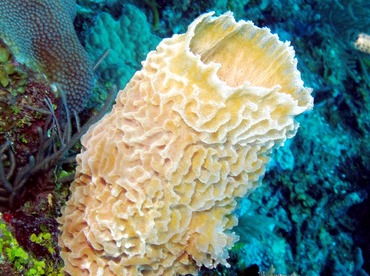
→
(0, 0, 94, 113)
(58, 12, 313, 275)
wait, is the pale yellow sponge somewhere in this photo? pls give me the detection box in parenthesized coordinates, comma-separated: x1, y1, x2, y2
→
(354, 33, 370, 54)
(58, 12, 313, 275)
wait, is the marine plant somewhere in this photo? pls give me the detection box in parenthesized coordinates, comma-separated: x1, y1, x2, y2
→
(0, 217, 63, 275)
(0, 83, 116, 211)
(0, 38, 61, 210)
(141, 0, 160, 30)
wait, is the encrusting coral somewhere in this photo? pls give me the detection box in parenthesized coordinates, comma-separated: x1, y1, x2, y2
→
(85, 4, 161, 90)
(0, 0, 94, 113)
(58, 12, 313, 275)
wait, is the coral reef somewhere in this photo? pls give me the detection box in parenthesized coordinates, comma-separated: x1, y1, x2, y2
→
(0, 0, 369, 275)
(58, 12, 312, 275)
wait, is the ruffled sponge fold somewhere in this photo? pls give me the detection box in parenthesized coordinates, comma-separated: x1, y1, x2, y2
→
(58, 12, 313, 275)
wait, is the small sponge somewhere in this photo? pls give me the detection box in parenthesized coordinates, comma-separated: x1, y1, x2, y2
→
(0, 0, 94, 113)
(354, 33, 370, 54)
(59, 12, 313, 275)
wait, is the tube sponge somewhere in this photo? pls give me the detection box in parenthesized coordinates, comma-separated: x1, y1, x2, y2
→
(0, 0, 94, 113)
(58, 12, 313, 275)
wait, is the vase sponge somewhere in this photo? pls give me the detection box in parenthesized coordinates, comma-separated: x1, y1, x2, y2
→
(58, 12, 313, 275)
